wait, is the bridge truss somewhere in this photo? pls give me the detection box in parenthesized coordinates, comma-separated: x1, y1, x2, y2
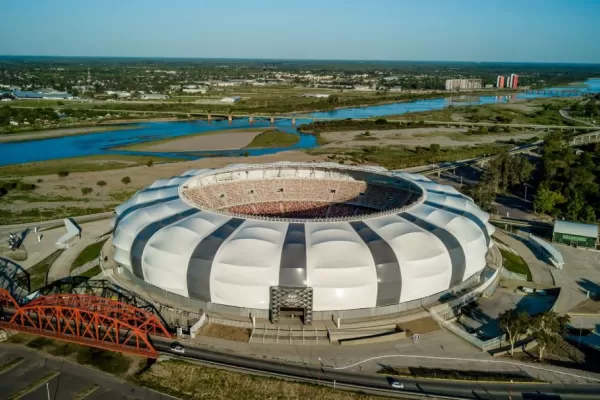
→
(0, 288, 171, 358)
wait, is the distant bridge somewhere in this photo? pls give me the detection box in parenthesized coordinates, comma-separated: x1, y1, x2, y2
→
(524, 89, 584, 97)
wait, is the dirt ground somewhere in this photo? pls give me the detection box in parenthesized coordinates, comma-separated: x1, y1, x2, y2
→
(2, 151, 330, 214)
(321, 127, 543, 149)
(140, 129, 264, 152)
(199, 323, 251, 342)
(397, 317, 440, 334)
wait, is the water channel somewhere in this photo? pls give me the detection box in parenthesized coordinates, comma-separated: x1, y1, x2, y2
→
(0, 79, 598, 167)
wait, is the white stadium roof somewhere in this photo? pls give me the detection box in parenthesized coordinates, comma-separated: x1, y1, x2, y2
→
(111, 162, 495, 312)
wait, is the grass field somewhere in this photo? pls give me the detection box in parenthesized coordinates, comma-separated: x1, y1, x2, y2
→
(244, 129, 300, 148)
(71, 239, 108, 271)
(27, 249, 63, 290)
(499, 248, 532, 281)
(134, 359, 389, 400)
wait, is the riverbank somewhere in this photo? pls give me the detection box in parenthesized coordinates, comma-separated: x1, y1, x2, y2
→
(118, 128, 267, 152)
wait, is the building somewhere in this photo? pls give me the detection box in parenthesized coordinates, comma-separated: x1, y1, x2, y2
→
(496, 76, 505, 89)
(182, 88, 207, 94)
(302, 93, 330, 98)
(445, 79, 483, 91)
(221, 96, 241, 103)
(552, 220, 598, 249)
(140, 93, 169, 100)
(389, 86, 403, 92)
(510, 74, 519, 89)
(111, 162, 496, 323)
(506, 76, 513, 89)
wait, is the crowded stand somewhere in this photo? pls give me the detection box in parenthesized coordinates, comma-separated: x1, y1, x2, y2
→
(181, 175, 421, 220)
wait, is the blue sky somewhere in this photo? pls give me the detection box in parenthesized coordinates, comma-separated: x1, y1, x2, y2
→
(1, 0, 600, 63)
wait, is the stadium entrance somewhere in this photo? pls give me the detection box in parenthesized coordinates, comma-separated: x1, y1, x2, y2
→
(270, 287, 313, 324)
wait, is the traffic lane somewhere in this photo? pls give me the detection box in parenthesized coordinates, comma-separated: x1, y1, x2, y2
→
(154, 339, 600, 400)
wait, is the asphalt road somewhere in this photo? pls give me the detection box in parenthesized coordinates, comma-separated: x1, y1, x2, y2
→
(152, 338, 600, 400)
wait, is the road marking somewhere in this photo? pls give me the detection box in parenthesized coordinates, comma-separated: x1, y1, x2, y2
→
(333, 354, 600, 383)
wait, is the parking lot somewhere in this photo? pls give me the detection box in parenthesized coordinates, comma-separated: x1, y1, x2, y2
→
(0, 345, 174, 400)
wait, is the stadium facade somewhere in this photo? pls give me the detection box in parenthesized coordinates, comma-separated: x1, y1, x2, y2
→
(111, 162, 496, 323)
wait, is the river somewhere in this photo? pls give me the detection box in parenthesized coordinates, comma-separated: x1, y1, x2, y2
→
(1, 79, 598, 167)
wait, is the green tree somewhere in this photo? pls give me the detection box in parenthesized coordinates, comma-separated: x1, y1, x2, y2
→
(57, 171, 69, 178)
(429, 143, 441, 153)
(498, 309, 529, 357)
(81, 187, 93, 195)
(96, 181, 107, 187)
(533, 182, 564, 215)
(121, 176, 131, 185)
(146, 159, 154, 167)
(530, 311, 570, 361)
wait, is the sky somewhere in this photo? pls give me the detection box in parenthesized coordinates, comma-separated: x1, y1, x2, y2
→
(1, 0, 600, 63)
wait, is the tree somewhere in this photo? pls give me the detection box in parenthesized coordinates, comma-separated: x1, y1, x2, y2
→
(81, 187, 93, 195)
(533, 181, 564, 215)
(498, 309, 529, 357)
(429, 143, 441, 153)
(530, 311, 570, 361)
(57, 171, 69, 178)
(121, 176, 131, 185)
(146, 159, 154, 167)
(96, 181, 107, 187)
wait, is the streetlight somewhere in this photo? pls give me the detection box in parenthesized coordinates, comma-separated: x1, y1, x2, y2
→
(46, 382, 50, 400)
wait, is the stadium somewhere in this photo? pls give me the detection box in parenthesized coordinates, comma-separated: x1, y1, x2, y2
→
(111, 162, 496, 323)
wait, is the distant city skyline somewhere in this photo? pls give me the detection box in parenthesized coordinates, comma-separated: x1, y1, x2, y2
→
(1, 0, 600, 63)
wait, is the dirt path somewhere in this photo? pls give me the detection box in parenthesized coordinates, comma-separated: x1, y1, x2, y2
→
(139, 129, 265, 152)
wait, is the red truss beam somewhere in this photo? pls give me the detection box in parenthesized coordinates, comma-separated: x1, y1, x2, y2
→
(25, 293, 171, 337)
(0, 289, 171, 358)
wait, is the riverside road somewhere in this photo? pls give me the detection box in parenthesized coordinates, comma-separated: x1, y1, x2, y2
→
(152, 338, 600, 400)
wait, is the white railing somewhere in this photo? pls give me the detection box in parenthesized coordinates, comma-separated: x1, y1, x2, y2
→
(499, 267, 528, 281)
(70, 257, 100, 276)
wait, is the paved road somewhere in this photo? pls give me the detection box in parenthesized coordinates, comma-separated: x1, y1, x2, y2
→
(560, 109, 596, 127)
(152, 338, 600, 400)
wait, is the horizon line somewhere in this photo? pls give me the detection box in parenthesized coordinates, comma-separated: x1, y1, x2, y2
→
(1, 54, 600, 66)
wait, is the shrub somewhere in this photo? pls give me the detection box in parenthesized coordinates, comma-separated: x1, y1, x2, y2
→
(375, 118, 387, 125)
(146, 160, 154, 167)
(96, 181, 107, 187)
(37, 178, 43, 183)
(57, 171, 69, 178)
(121, 176, 131, 185)
(16, 182, 36, 191)
(81, 187, 93, 195)
(429, 143, 441, 153)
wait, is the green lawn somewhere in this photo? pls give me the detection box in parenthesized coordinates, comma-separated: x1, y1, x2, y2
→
(244, 129, 300, 148)
(71, 239, 108, 271)
(27, 249, 63, 290)
(499, 248, 532, 281)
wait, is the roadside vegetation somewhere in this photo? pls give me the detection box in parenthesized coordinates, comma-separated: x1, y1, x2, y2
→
(378, 365, 538, 383)
(244, 129, 300, 148)
(0, 206, 116, 225)
(134, 359, 388, 400)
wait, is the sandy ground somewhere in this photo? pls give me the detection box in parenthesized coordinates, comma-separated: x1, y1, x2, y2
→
(322, 127, 544, 148)
(140, 129, 264, 152)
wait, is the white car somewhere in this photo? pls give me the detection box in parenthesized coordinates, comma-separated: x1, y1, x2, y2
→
(170, 344, 185, 354)
(390, 381, 404, 389)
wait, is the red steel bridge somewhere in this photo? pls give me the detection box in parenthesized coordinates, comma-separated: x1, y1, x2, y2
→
(0, 287, 172, 358)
